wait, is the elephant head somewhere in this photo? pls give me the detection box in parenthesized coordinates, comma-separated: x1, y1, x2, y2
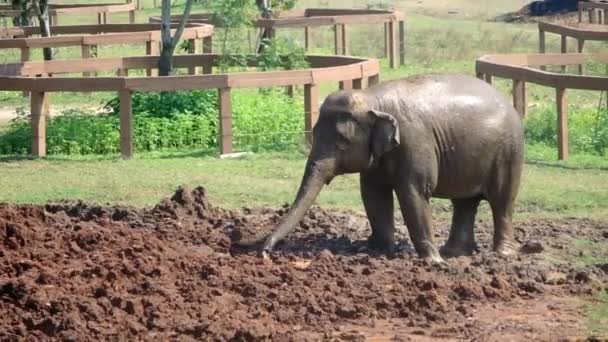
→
(260, 90, 400, 256)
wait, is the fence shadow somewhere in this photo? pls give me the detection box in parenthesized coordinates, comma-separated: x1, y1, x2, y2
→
(526, 159, 608, 171)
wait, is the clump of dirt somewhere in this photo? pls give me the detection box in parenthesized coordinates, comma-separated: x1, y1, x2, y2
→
(1, 186, 607, 340)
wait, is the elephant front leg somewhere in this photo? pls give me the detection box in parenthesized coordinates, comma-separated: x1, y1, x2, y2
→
(360, 174, 395, 255)
(396, 188, 443, 263)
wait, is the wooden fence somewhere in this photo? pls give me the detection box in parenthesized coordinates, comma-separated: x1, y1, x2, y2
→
(538, 1, 608, 74)
(149, 8, 406, 69)
(476, 52, 608, 161)
(0, 23, 214, 77)
(0, 54, 380, 159)
(0, 2, 137, 25)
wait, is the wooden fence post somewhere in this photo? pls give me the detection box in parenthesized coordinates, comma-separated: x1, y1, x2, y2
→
(399, 20, 405, 66)
(512, 79, 527, 117)
(334, 24, 344, 55)
(484, 74, 493, 84)
(81, 45, 91, 77)
(120, 89, 133, 160)
(352, 78, 363, 90)
(21, 47, 30, 97)
(218, 88, 233, 155)
(388, 20, 398, 69)
(146, 41, 158, 76)
(556, 88, 568, 160)
(342, 24, 348, 55)
(31, 92, 48, 157)
(339, 79, 353, 90)
(578, 39, 585, 74)
(129, 10, 135, 24)
(539, 29, 546, 71)
(203, 36, 212, 53)
(304, 83, 319, 144)
(305, 26, 312, 51)
(368, 74, 380, 87)
(187, 39, 197, 75)
(476, 72, 484, 80)
(383, 22, 389, 58)
(560, 35, 568, 73)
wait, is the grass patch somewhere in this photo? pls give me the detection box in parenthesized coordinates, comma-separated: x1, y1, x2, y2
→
(586, 291, 608, 339)
(0, 145, 607, 221)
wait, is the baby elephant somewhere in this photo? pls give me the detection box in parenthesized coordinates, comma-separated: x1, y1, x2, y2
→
(260, 74, 524, 262)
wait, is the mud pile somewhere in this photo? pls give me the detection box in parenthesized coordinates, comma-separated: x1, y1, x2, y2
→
(1, 186, 607, 340)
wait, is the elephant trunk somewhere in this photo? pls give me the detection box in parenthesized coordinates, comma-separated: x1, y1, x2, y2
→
(260, 158, 333, 255)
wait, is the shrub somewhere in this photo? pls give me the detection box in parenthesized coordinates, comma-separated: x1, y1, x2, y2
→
(0, 90, 304, 155)
(525, 106, 608, 155)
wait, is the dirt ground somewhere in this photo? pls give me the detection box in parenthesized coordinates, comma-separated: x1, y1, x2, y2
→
(1, 186, 607, 341)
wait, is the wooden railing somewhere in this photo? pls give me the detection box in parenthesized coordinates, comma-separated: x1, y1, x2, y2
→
(0, 54, 380, 159)
(0, 23, 214, 77)
(149, 8, 406, 69)
(476, 52, 608, 161)
(0, 2, 138, 25)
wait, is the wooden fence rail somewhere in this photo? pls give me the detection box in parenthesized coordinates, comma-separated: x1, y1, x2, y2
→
(0, 54, 380, 160)
(149, 8, 406, 69)
(476, 52, 608, 161)
(538, 1, 608, 74)
(0, 2, 138, 25)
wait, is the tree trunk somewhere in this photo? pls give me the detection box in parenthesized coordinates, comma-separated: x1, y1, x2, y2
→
(158, 0, 193, 76)
(11, 0, 32, 27)
(35, 0, 52, 61)
(256, 0, 272, 53)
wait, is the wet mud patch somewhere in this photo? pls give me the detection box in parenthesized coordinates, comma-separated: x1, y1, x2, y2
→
(1, 186, 607, 340)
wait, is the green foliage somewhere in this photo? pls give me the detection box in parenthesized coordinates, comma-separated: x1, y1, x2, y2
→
(104, 90, 218, 119)
(257, 37, 309, 71)
(269, 0, 297, 12)
(232, 89, 304, 151)
(202, 0, 257, 29)
(525, 106, 608, 156)
(0, 90, 303, 155)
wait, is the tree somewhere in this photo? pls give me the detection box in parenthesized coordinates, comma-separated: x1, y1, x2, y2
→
(10, 0, 52, 60)
(158, 0, 194, 76)
(255, 0, 297, 53)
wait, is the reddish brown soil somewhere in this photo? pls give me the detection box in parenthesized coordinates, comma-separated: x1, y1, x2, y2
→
(1, 186, 607, 341)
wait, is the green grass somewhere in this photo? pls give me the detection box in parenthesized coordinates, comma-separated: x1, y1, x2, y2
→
(1, 145, 607, 220)
(586, 291, 608, 339)
(573, 239, 608, 338)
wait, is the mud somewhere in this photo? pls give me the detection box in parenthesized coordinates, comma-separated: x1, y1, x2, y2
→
(1, 186, 607, 341)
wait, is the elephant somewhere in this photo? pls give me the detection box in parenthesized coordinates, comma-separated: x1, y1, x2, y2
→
(253, 74, 524, 262)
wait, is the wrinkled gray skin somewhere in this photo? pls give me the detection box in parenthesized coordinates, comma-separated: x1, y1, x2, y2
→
(260, 74, 524, 262)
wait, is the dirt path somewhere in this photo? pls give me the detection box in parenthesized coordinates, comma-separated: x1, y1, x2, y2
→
(1, 186, 606, 340)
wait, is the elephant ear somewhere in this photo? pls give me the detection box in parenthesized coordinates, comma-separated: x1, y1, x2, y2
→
(369, 109, 400, 163)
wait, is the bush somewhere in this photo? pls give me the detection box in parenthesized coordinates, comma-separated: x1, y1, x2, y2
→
(0, 90, 304, 155)
(525, 106, 608, 155)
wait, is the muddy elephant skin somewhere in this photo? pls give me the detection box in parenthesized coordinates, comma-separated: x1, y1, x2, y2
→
(257, 74, 524, 262)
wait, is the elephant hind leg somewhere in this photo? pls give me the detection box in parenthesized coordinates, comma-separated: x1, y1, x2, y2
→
(440, 197, 481, 258)
(487, 155, 522, 256)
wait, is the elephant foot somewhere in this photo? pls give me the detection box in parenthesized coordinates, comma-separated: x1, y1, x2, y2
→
(494, 240, 518, 257)
(367, 235, 395, 256)
(416, 241, 444, 263)
(439, 242, 475, 258)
